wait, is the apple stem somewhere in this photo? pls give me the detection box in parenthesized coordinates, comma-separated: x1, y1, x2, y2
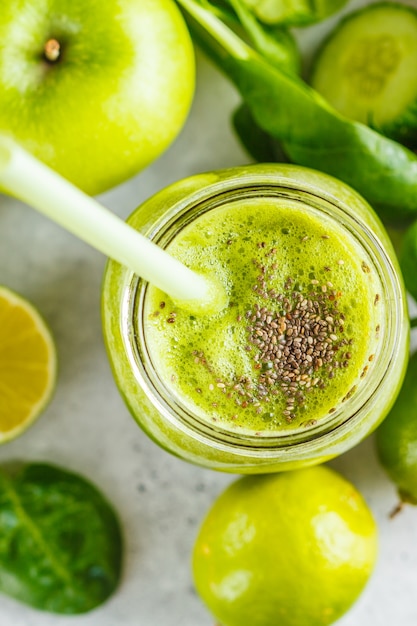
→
(44, 39, 61, 63)
(389, 500, 405, 519)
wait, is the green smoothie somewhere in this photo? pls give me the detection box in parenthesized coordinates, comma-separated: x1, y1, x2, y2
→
(144, 196, 380, 435)
(102, 165, 408, 471)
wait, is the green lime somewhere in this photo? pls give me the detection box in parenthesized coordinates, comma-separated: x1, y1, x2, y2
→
(192, 466, 377, 626)
(376, 350, 417, 504)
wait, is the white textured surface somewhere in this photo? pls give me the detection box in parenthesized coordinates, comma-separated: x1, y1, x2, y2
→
(1, 8, 417, 625)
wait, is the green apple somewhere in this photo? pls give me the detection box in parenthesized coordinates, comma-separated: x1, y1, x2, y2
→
(0, 0, 195, 195)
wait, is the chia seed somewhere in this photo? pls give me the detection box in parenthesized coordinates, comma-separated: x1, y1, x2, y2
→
(193, 241, 360, 425)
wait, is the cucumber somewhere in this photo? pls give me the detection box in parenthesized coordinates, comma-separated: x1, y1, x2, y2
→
(310, 2, 417, 148)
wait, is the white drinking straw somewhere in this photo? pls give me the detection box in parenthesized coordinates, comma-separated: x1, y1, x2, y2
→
(0, 136, 224, 313)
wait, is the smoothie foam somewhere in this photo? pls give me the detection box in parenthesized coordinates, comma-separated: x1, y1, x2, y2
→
(143, 196, 381, 435)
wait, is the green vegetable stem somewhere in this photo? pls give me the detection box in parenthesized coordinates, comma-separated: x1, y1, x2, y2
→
(177, 0, 417, 225)
(224, 0, 301, 161)
(0, 462, 123, 614)
(227, 0, 300, 74)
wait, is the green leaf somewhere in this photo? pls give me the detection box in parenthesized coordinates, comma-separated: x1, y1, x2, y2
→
(198, 0, 301, 74)
(177, 0, 417, 225)
(228, 0, 301, 73)
(239, 0, 349, 27)
(0, 462, 123, 614)
(233, 102, 286, 161)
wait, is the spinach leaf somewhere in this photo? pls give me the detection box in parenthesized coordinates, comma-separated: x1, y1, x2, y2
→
(177, 0, 417, 225)
(228, 0, 299, 161)
(0, 462, 123, 614)
(211, 0, 348, 27)
(200, 0, 301, 74)
(233, 102, 286, 161)
(228, 0, 300, 73)
(239, 0, 349, 27)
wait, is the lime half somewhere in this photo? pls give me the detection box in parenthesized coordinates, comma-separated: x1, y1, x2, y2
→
(0, 286, 57, 442)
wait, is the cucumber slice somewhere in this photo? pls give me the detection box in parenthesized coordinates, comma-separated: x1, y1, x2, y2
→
(310, 2, 417, 148)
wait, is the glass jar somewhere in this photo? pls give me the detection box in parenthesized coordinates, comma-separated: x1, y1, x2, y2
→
(102, 164, 409, 473)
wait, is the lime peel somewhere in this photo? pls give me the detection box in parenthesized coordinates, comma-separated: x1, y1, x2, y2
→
(193, 466, 377, 626)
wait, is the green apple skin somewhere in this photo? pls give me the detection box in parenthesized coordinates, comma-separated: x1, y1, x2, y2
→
(0, 0, 195, 195)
